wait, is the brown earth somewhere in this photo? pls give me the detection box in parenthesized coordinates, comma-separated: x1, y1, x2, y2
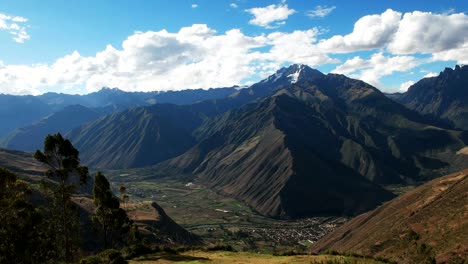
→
(310, 169, 468, 264)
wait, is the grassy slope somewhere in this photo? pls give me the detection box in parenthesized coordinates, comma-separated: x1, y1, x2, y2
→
(130, 251, 385, 264)
(311, 169, 468, 264)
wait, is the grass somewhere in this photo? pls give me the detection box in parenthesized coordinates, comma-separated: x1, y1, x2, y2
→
(129, 250, 387, 264)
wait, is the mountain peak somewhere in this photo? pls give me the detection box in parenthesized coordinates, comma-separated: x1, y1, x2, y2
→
(96, 87, 125, 94)
(261, 64, 324, 85)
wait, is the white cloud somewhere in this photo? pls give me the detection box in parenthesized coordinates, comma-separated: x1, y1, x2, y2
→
(245, 3, 295, 28)
(319, 9, 401, 53)
(432, 43, 468, 64)
(388, 11, 468, 54)
(191, 4, 198, 8)
(0, 24, 339, 95)
(230, 3, 238, 8)
(306, 5, 336, 18)
(319, 9, 468, 57)
(333, 52, 420, 88)
(399, 80, 415, 92)
(423, 72, 438, 78)
(0, 12, 30, 43)
(263, 29, 338, 66)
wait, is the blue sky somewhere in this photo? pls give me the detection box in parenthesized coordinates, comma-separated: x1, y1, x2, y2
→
(0, 0, 467, 95)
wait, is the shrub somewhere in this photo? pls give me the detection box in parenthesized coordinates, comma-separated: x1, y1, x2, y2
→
(205, 244, 235, 252)
(80, 249, 127, 264)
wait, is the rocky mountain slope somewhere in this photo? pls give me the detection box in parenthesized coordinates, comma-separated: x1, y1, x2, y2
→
(393, 65, 468, 130)
(310, 169, 468, 264)
(67, 104, 205, 169)
(152, 65, 468, 218)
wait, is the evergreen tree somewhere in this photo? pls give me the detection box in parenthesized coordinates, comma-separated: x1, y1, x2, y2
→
(0, 167, 51, 264)
(34, 133, 90, 262)
(92, 172, 132, 249)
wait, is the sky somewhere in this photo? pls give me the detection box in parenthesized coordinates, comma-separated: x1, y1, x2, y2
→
(0, 0, 467, 95)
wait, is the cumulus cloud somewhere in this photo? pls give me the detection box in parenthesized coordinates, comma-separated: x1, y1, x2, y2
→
(0, 24, 339, 95)
(319, 9, 401, 53)
(333, 52, 420, 88)
(230, 3, 238, 8)
(388, 11, 468, 54)
(399, 80, 415, 92)
(0, 13, 30, 43)
(245, 2, 295, 28)
(306, 5, 336, 18)
(191, 4, 198, 8)
(423, 72, 438, 78)
(319, 9, 468, 56)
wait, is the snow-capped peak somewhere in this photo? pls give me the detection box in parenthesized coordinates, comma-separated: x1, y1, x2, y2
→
(287, 64, 304, 84)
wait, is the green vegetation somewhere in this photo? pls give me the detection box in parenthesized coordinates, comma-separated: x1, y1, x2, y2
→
(35, 133, 90, 262)
(0, 167, 52, 264)
(93, 172, 133, 250)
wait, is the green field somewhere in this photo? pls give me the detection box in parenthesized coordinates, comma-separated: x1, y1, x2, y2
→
(105, 169, 347, 253)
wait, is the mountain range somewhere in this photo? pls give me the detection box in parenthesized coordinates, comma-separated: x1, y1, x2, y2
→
(392, 65, 468, 130)
(0, 86, 237, 150)
(1, 64, 468, 219)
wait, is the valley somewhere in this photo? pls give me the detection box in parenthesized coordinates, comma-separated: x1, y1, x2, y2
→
(105, 169, 348, 253)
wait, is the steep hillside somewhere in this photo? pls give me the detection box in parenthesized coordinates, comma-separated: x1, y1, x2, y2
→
(310, 169, 468, 264)
(0, 148, 45, 179)
(155, 67, 468, 218)
(0, 104, 103, 151)
(73, 198, 202, 247)
(394, 65, 468, 130)
(67, 104, 204, 169)
(158, 95, 395, 218)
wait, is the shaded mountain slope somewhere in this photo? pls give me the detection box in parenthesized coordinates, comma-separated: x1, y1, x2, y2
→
(310, 169, 468, 264)
(67, 104, 204, 169)
(157, 95, 395, 218)
(155, 68, 468, 218)
(0, 95, 52, 137)
(0, 104, 103, 151)
(393, 65, 468, 130)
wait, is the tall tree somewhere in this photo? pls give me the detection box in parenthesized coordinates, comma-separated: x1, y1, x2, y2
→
(92, 172, 132, 249)
(0, 167, 51, 264)
(35, 133, 89, 262)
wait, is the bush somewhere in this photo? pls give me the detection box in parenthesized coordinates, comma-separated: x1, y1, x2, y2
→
(80, 249, 127, 264)
(123, 244, 159, 259)
(205, 244, 235, 252)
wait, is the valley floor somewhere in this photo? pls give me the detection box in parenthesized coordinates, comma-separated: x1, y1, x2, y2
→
(105, 169, 348, 252)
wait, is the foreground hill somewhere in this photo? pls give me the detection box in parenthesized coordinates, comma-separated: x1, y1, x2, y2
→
(0, 148, 45, 179)
(310, 169, 468, 264)
(155, 66, 467, 218)
(73, 198, 202, 248)
(393, 65, 468, 130)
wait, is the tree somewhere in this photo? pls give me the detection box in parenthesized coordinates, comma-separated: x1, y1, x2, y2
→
(34, 133, 90, 262)
(92, 172, 132, 249)
(0, 167, 51, 264)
